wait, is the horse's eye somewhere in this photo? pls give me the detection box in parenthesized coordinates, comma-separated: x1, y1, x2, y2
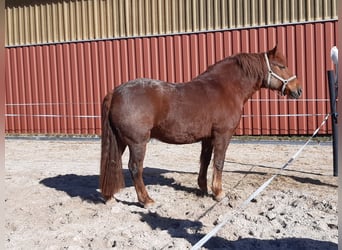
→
(271, 62, 286, 69)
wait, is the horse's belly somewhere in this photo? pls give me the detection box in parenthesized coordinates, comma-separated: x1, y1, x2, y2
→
(151, 121, 211, 144)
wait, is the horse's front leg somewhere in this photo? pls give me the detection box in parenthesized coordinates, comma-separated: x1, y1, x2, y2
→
(128, 143, 154, 208)
(211, 133, 231, 201)
(198, 138, 213, 194)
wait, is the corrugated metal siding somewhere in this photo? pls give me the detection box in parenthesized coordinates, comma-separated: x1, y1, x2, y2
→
(5, 21, 337, 135)
(6, 0, 338, 46)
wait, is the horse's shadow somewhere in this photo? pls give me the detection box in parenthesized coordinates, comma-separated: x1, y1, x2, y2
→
(39, 168, 337, 249)
(228, 170, 337, 188)
(39, 167, 198, 204)
(39, 173, 103, 203)
(137, 211, 337, 249)
(39, 164, 336, 204)
(225, 160, 337, 188)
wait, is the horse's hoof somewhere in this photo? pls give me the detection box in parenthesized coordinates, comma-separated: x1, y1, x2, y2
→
(139, 197, 155, 209)
(214, 192, 226, 202)
(143, 200, 155, 209)
(103, 195, 113, 202)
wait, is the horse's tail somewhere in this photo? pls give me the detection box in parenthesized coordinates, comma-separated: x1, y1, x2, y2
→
(99, 92, 124, 201)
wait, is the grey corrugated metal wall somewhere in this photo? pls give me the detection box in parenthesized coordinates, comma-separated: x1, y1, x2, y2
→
(6, 0, 337, 46)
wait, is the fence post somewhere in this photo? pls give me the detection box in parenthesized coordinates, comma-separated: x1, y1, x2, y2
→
(327, 70, 338, 176)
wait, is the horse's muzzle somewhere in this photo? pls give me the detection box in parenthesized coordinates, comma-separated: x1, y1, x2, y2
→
(290, 86, 302, 99)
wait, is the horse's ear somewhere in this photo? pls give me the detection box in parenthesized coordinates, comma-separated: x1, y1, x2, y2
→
(268, 45, 278, 56)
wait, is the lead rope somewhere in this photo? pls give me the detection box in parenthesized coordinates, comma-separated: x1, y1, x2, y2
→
(191, 113, 330, 250)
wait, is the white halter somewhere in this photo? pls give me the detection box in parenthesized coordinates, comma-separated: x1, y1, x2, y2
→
(264, 53, 297, 96)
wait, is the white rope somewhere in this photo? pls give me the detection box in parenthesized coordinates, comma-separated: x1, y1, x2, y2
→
(5, 102, 101, 106)
(191, 113, 330, 250)
(4, 98, 330, 106)
(5, 114, 100, 118)
(241, 113, 327, 118)
(5, 113, 326, 119)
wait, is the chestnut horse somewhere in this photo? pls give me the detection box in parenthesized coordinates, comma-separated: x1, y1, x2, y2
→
(100, 46, 302, 207)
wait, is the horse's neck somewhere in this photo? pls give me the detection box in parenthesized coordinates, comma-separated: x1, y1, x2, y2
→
(219, 73, 263, 105)
(245, 79, 264, 101)
(192, 57, 264, 104)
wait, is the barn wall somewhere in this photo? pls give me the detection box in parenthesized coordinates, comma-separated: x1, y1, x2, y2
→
(5, 21, 337, 135)
(5, 0, 338, 46)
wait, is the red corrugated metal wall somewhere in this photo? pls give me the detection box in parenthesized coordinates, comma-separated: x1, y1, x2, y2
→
(5, 21, 337, 135)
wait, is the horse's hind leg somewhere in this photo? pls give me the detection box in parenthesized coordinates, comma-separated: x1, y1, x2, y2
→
(128, 143, 154, 208)
(198, 139, 213, 194)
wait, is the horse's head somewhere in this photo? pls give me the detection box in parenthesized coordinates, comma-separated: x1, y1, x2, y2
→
(264, 46, 302, 99)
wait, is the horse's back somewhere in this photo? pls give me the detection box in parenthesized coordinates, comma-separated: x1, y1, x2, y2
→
(112, 78, 174, 114)
(108, 79, 173, 141)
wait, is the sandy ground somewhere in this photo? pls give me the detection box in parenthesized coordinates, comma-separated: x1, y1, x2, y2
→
(5, 137, 338, 250)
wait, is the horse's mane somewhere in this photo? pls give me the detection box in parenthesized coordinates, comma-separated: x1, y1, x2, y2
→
(195, 52, 267, 83)
(233, 53, 266, 80)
